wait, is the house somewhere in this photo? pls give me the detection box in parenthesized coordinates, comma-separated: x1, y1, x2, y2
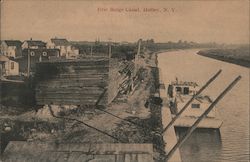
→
(16, 48, 60, 74)
(0, 55, 19, 76)
(47, 38, 79, 59)
(22, 39, 46, 49)
(1, 40, 22, 58)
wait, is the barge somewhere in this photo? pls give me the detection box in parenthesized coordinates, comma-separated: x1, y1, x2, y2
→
(167, 79, 223, 129)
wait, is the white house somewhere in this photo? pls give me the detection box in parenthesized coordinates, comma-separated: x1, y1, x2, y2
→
(0, 55, 19, 76)
(1, 40, 22, 58)
(47, 38, 79, 59)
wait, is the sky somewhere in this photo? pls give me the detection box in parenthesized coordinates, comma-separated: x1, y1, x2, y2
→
(0, 0, 249, 44)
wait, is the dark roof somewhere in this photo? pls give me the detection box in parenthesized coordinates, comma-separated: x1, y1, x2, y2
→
(25, 40, 46, 47)
(21, 48, 60, 57)
(3, 40, 22, 47)
(2, 142, 153, 162)
(172, 81, 198, 87)
(51, 38, 69, 46)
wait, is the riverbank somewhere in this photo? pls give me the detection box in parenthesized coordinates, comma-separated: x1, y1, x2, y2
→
(197, 48, 250, 68)
(0, 51, 166, 161)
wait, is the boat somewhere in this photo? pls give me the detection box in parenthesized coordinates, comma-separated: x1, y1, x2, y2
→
(167, 78, 223, 129)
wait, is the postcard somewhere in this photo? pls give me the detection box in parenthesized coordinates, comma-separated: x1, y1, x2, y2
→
(0, 0, 249, 162)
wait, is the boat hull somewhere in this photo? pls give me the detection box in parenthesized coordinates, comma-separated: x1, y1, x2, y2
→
(174, 116, 223, 129)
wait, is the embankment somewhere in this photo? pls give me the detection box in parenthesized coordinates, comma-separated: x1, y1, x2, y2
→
(111, 52, 165, 161)
(197, 48, 250, 68)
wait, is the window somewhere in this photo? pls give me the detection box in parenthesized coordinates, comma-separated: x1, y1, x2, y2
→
(191, 104, 200, 108)
(176, 87, 182, 93)
(183, 87, 189, 95)
(11, 62, 14, 70)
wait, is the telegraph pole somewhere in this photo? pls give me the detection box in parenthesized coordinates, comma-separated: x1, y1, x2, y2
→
(27, 45, 30, 78)
(108, 38, 112, 58)
(90, 44, 93, 57)
(135, 39, 142, 71)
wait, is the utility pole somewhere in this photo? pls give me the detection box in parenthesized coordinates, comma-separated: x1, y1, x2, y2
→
(90, 44, 93, 57)
(108, 38, 112, 58)
(136, 39, 141, 58)
(0, 64, 2, 78)
(135, 39, 142, 71)
(27, 46, 30, 78)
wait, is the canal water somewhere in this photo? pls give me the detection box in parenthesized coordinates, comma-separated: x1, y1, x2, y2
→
(158, 49, 249, 162)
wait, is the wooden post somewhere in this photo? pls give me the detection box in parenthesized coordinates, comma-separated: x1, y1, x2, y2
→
(108, 42, 112, 58)
(162, 69, 222, 133)
(135, 39, 141, 70)
(27, 48, 30, 77)
(0, 64, 2, 77)
(166, 75, 241, 161)
(90, 44, 93, 57)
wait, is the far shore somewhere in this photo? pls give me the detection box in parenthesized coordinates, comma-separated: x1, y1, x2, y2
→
(197, 49, 250, 68)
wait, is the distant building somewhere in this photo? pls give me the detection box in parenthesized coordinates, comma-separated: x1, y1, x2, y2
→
(1, 40, 22, 58)
(22, 39, 46, 49)
(0, 55, 19, 76)
(47, 38, 79, 59)
(16, 48, 60, 74)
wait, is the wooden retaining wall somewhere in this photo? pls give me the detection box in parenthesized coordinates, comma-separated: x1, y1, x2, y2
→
(35, 58, 109, 106)
(35, 58, 135, 106)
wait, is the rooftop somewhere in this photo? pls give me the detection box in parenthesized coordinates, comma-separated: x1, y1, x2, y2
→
(171, 81, 198, 87)
(25, 40, 46, 47)
(2, 40, 22, 47)
(51, 38, 69, 46)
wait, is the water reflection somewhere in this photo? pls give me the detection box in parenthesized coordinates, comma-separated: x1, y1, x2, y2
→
(175, 127, 222, 162)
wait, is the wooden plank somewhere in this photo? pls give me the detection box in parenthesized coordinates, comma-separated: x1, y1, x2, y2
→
(37, 80, 108, 87)
(36, 98, 107, 105)
(36, 70, 109, 76)
(36, 89, 104, 94)
(35, 86, 105, 91)
(39, 77, 108, 82)
(35, 94, 108, 100)
(58, 73, 109, 78)
(37, 60, 109, 66)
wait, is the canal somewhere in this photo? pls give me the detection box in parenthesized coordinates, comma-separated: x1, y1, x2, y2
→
(158, 49, 249, 162)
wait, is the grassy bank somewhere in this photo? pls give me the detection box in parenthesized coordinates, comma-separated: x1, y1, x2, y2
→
(197, 47, 250, 68)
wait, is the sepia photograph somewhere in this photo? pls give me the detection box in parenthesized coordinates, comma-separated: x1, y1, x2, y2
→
(0, 0, 249, 162)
